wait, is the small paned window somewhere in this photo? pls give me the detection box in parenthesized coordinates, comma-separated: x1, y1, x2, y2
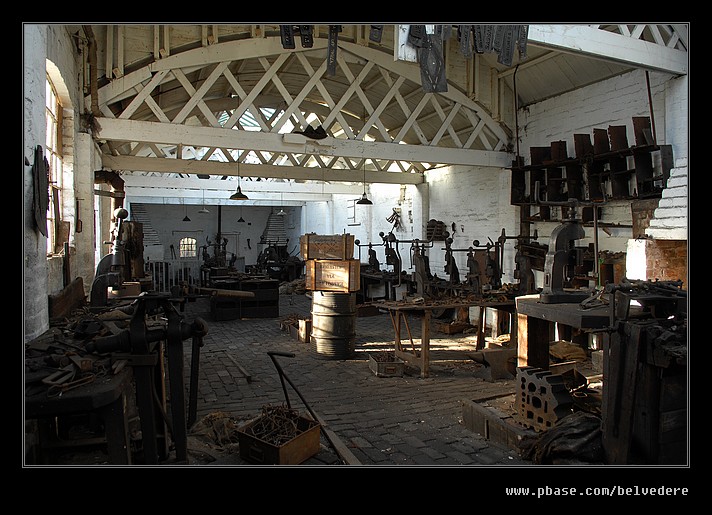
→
(179, 237, 197, 258)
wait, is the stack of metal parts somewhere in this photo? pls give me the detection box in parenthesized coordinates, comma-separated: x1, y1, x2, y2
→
(516, 366, 574, 431)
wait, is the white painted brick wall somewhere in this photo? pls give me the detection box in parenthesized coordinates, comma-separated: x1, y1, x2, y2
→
(646, 160, 688, 240)
(519, 68, 688, 251)
(425, 165, 519, 283)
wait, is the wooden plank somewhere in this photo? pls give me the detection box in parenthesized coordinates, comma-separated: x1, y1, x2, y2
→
(48, 277, 85, 319)
(516, 297, 610, 329)
(516, 312, 550, 369)
(195, 287, 255, 298)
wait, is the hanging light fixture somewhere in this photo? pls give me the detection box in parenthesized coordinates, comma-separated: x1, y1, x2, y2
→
(198, 189, 210, 214)
(230, 153, 249, 200)
(276, 192, 286, 216)
(237, 206, 246, 223)
(356, 156, 372, 205)
(182, 202, 191, 222)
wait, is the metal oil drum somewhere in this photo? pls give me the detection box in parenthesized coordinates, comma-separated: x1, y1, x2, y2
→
(310, 291, 356, 359)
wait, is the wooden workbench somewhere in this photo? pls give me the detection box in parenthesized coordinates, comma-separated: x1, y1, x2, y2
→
(516, 294, 610, 369)
(25, 365, 135, 464)
(374, 298, 516, 378)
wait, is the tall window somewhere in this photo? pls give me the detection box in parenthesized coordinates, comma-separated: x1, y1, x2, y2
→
(179, 237, 197, 258)
(45, 75, 63, 254)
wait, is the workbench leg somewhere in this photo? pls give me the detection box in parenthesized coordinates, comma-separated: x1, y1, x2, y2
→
(166, 339, 188, 463)
(134, 365, 160, 464)
(476, 306, 486, 350)
(393, 311, 402, 352)
(100, 392, 132, 465)
(421, 311, 430, 378)
(516, 313, 551, 369)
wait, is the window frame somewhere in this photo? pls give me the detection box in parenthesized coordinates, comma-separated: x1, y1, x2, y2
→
(45, 75, 63, 255)
(179, 237, 198, 258)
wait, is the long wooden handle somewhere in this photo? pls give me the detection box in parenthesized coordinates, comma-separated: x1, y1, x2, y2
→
(195, 287, 255, 298)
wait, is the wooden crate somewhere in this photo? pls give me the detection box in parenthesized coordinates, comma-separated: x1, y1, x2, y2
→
(305, 259, 360, 292)
(237, 415, 321, 465)
(368, 352, 404, 377)
(300, 234, 355, 260)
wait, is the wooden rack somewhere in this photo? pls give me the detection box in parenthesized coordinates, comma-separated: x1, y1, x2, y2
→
(511, 117, 673, 222)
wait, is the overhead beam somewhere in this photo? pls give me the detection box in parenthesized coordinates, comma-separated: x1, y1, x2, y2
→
(527, 24, 688, 75)
(101, 154, 425, 185)
(95, 117, 512, 170)
(121, 173, 365, 194)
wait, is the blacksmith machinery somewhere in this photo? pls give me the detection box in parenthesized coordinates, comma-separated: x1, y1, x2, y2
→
(91, 207, 130, 307)
(255, 239, 304, 282)
(441, 236, 505, 295)
(356, 231, 410, 301)
(536, 194, 603, 304)
(85, 293, 208, 464)
(498, 228, 541, 295)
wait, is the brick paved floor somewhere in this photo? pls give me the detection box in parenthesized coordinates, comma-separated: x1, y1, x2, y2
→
(181, 292, 531, 467)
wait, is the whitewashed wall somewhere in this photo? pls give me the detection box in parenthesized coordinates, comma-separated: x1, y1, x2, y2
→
(425, 165, 519, 284)
(516, 68, 687, 286)
(24, 24, 49, 341)
(135, 204, 302, 267)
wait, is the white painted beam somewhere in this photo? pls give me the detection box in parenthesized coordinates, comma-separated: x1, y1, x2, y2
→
(121, 173, 364, 194)
(527, 25, 688, 75)
(96, 117, 512, 170)
(102, 154, 425, 185)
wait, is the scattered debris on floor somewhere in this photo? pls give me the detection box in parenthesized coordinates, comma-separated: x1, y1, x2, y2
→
(188, 411, 246, 463)
(279, 279, 307, 295)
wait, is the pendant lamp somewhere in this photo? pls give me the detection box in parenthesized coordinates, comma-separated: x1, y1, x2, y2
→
(276, 192, 286, 215)
(198, 189, 210, 214)
(230, 154, 249, 200)
(356, 157, 372, 205)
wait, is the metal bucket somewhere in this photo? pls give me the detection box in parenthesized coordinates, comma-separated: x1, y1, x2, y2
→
(310, 291, 356, 359)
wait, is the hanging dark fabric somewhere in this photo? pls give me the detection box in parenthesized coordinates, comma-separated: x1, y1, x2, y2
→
(327, 25, 342, 76)
(369, 25, 383, 43)
(299, 25, 313, 48)
(279, 25, 296, 49)
(458, 25, 473, 58)
(469, 24, 529, 66)
(32, 145, 49, 236)
(410, 25, 448, 93)
(497, 25, 518, 66)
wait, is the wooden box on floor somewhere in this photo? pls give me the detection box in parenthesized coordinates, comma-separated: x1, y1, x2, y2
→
(300, 233, 355, 260)
(237, 415, 321, 465)
(368, 352, 404, 377)
(305, 259, 360, 292)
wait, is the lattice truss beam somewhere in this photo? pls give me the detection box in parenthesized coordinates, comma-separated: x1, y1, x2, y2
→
(595, 24, 688, 51)
(93, 37, 512, 183)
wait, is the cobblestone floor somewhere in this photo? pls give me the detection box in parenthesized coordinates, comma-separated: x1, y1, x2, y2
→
(181, 292, 531, 468)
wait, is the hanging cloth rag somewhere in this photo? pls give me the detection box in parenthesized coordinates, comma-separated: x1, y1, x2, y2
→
(32, 144, 49, 236)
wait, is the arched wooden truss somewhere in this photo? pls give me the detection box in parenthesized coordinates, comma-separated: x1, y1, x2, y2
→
(91, 24, 687, 187)
(93, 35, 513, 185)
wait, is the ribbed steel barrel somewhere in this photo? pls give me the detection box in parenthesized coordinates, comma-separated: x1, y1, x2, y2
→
(310, 291, 356, 359)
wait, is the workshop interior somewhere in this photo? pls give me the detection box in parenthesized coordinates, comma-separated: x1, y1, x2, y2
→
(23, 24, 688, 469)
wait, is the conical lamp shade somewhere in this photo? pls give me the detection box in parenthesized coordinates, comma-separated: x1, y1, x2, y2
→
(230, 185, 249, 200)
(183, 215, 191, 222)
(356, 192, 372, 205)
